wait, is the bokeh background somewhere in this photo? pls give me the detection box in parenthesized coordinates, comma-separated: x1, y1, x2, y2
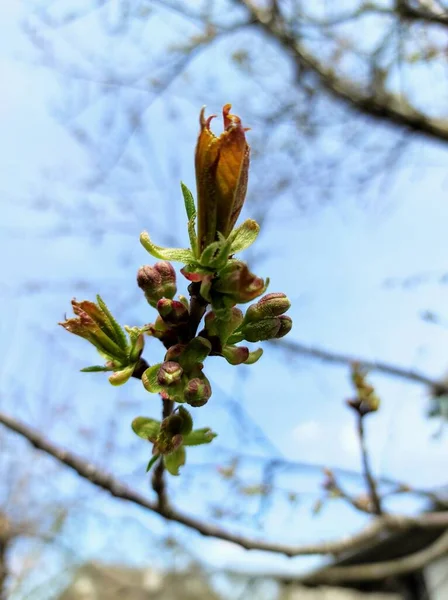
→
(1, 1, 448, 598)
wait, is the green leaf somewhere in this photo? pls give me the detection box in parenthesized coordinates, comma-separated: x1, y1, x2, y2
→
(146, 454, 160, 472)
(229, 219, 260, 254)
(126, 328, 144, 362)
(178, 337, 211, 371)
(199, 234, 232, 271)
(132, 417, 161, 440)
(80, 365, 113, 373)
(141, 364, 164, 394)
(226, 330, 245, 345)
(181, 182, 196, 220)
(164, 446, 186, 476)
(188, 216, 199, 258)
(108, 365, 135, 386)
(140, 232, 194, 263)
(183, 428, 217, 446)
(199, 240, 222, 268)
(244, 347, 263, 365)
(96, 295, 128, 351)
(177, 406, 193, 435)
(181, 182, 199, 258)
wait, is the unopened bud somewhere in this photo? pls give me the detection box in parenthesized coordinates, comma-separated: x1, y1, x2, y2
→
(245, 293, 291, 323)
(129, 333, 145, 362)
(164, 344, 185, 362)
(222, 344, 249, 365)
(137, 262, 177, 307)
(243, 318, 281, 343)
(157, 298, 189, 325)
(213, 261, 265, 304)
(157, 361, 183, 386)
(273, 315, 293, 339)
(184, 377, 212, 407)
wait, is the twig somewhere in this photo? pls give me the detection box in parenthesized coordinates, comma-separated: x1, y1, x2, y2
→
(236, 0, 448, 145)
(300, 529, 448, 584)
(357, 414, 382, 515)
(1, 410, 448, 558)
(188, 282, 208, 338)
(272, 338, 447, 393)
(151, 398, 174, 511)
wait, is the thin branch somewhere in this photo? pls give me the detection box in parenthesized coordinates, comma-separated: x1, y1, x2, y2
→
(300, 529, 448, 584)
(396, 0, 448, 27)
(1, 411, 448, 557)
(237, 0, 448, 145)
(356, 414, 382, 515)
(272, 338, 448, 393)
(151, 398, 174, 512)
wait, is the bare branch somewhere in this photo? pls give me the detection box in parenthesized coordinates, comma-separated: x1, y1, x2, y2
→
(356, 414, 382, 515)
(1, 411, 448, 558)
(272, 338, 447, 393)
(301, 529, 448, 584)
(237, 0, 448, 144)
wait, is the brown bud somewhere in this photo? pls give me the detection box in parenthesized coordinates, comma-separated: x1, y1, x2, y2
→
(157, 361, 183, 386)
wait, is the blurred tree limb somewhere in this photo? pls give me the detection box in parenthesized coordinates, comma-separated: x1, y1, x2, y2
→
(1, 410, 448, 563)
(236, 0, 448, 144)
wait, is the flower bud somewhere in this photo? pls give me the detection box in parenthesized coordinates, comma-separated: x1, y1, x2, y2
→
(157, 361, 183, 386)
(196, 105, 250, 251)
(205, 307, 243, 344)
(164, 344, 185, 362)
(157, 298, 189, 325)
(222, 344, 249, 365)
(184, 377, 212, 407)
(178, 336, 212, 372)
(273, 315, 293, 339)
(129, 333, 145, 362)
(137, 261, 177, 308)
(242, 318, 281, 343)
(60, 298, 127, 360)
(245, 293, 291, 323)
(212, 261, 265, 305)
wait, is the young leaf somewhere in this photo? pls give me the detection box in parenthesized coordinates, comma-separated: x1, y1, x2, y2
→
(229, 219, 260, 255)
(146, 454, 160, 473)
(244, 347, 263, 365)
(177, 406, 193, 435)
(109, 365, 135, 386)
(132, 417, 161, 440)
(141, 364, 164, 394)
(164, 446, 186, 476)
(183, 428, 217, 446)
(181, 182, 196, 220)
(80, 365, 113, 373)
(178, 337, 211, 371)
(188, 216, 199, 258)
(140, 232, 194, 263)
(96, 295, 128, 351)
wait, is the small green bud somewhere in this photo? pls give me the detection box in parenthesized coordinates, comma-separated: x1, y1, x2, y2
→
(164, 344, 185, 362)
(204, 307, 244, 344)
(157, 361, 183, 386)
(222, 344, 249, 365)
(242, 318, 281, 342)
(184, 377, 212, 407)
(129, 333, 145, 362)
(178, 336, 212, 371)
(137, 261, 177, 307)
(212, 260, 266, 305)
(148, 316, 180, 349)
(157, 298, 189, 325)
(245, 293, 290, 322)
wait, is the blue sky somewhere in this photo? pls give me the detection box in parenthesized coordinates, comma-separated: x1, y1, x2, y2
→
(1, 0, 448, 596)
